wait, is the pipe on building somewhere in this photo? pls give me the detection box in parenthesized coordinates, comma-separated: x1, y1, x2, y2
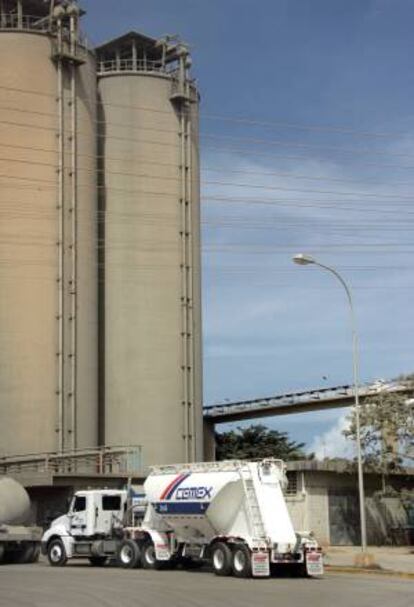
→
(69, 7, 78, 450)
(56, 16, 64, 453)
(185, 102, 196, 462)
(179, 104, 190, 462)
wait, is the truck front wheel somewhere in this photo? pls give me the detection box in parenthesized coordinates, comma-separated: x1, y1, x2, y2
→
(212, 542, 232, 576)
(47, 539, 67, 567)
(116, 539, 141, 569)
(232, 544, 252, 578)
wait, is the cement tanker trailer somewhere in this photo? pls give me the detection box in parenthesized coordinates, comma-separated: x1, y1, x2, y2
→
(137, 459, 323, 578)
(0, 477, 42, 564)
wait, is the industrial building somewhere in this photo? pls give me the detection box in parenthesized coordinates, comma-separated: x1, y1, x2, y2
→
(0, 1, 203, 467)
(285, 460, 414, 546)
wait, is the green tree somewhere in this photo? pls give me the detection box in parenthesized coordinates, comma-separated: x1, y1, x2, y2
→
(343, 376, 414, 474)
(215, 424, 310, 461)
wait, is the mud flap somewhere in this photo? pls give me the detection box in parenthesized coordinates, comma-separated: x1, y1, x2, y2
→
(147, 530, 171, 561)
(252, 552, 270, 577)
(305, 551, 324, 576)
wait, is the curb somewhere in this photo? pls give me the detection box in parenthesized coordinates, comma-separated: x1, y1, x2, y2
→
(325, 565, 414, 580)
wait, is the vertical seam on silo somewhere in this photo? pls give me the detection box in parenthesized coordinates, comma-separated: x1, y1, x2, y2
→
(186, 105, 195, 462)
(179, 105, 189, 463)
(69, 11, 78, 452)
(56, 18, 64, 453)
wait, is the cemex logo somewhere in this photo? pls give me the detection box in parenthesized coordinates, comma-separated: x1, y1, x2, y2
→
(176, 486, 212, 500)
(160, 472, 213, 501)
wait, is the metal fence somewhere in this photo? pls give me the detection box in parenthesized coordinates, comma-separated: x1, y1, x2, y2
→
(0, 13, 91, 49)
(97, 59, 177, 75)
(0, 13, 49, 31)
(0, 445, 144, 476)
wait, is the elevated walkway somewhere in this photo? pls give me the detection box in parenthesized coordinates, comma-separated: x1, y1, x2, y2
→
(0, 445, 145, 488)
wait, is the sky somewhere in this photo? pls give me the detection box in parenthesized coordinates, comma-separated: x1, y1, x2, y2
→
(83, 0, 414, 456)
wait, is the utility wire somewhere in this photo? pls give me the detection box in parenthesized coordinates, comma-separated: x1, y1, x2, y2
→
(1, 169, 414, 202)
(4, 149, 414, 190)
(2, 111, 414, 163)
(0, 83, 407, 141)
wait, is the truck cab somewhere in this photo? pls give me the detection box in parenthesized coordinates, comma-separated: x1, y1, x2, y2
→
(68, 491, 125, 537)
(42, 489, 128, 566)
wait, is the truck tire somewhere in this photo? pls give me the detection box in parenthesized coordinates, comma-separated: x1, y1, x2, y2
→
(14, 542, 40, 564)
(232, 544, 252, 578)
(30, 544, 41, 564)
(212, 542, 232, 576)
(141, 540, 162, 570)
(0, 544, 5, 563)
(89, 556, 108, 567)
(47, 539, 67, 567)
(116, 539, 141, 569)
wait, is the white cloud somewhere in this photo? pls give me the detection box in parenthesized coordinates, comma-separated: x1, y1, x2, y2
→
(309, 413, 355, 459)
(201, 137, 414, 410)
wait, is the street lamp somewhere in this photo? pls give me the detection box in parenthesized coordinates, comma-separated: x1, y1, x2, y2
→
(292, 253, 367, 552)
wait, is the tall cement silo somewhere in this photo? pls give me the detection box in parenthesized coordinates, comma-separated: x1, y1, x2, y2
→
(97, 33, 203, 466)
(0, 1, 98, 455)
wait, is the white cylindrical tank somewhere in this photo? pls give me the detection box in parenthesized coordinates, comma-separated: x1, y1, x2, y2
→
(144, 460, 297, 546)
(97, 34, 203, 465)
(0, 3, 98, 455)
(0, 477, 30, 525)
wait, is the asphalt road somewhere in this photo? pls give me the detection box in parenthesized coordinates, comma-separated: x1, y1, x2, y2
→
(0, 562, 413, 607)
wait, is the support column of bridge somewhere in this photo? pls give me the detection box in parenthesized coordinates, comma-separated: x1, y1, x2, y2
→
(203, 420, 216, 461)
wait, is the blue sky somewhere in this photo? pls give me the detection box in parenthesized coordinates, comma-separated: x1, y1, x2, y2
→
(83, 0, 414, 455)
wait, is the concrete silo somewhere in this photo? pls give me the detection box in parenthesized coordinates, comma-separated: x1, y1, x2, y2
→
(97, 33, 203, 465)
(0, 1, 98, 455)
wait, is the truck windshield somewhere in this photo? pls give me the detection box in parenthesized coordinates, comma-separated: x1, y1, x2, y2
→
(73, 496, 86, 512)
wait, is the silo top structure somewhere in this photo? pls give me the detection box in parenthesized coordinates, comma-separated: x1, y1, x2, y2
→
(97, 32, 203, 467)
(0, 0, 98, 456)
(0, 1, 85, 32)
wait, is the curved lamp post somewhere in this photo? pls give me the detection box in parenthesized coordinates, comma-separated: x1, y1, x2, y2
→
(292, 253, 367, 551)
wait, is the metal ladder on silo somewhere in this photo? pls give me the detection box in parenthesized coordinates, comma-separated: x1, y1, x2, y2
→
(239, 464, 267, 546)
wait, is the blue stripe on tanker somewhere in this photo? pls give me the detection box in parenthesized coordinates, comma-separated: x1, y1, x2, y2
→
(153, 502, 210, 514)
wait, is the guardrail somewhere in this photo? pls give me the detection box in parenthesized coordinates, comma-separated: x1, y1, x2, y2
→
(97, 59, 178, 75)
(0, 13, 91, 49)
(0, 13, 49, 32)
(0, 445, 143, 476)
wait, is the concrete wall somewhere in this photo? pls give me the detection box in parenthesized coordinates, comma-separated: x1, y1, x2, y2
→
(285, 469, 414, 546)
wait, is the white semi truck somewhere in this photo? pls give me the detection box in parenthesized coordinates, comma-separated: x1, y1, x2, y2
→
(0, 477, 42, 564)
(41, 488, 146, 567)
(42, 459, 323, 578)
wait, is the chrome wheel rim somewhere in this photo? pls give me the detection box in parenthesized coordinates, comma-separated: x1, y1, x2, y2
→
(50, 544, 62, 562)
(234, 550, 246, 572)
(120, 545, 133, 564)
(213, 549, 224, 570)
(145, 546, 156, 565)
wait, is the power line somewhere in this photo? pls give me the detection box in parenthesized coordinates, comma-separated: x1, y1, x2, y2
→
(0, 102, 407, 161)
(0, 83, 406, 141)
(1, 167, 414, 203)
(4, 148, 414, 190)
(2, 110, 414, 163)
